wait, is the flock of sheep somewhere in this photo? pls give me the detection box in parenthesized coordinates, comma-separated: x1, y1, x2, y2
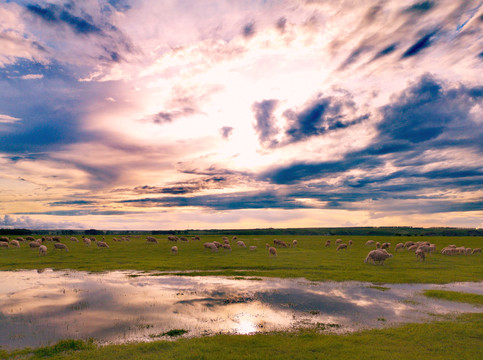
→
(0, 235, 480, 265)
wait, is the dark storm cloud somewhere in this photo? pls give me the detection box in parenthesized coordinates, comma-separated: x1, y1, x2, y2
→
(219, 126, 234, 139)
(145, 107, 196, 124)
(15, 210, 142, 216)
(132, 176, 230, 195)
(404, 1, 436, 14)
(338, 46, 371, 70)
(372, 43, 398, 61)
(283, 94, 367, 143)
(26, 4, 102, 35)
(49, 200, 97, 206)
(242, 22, 255, 38)
(401, 30, 438, 58)
(262, 74, 483, 191)
(252, 99, 279, 145)
(119, 191, 307, 210)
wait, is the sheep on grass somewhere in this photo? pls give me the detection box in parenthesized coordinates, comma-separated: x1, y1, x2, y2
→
(364, 249, 393, 265)
(268, 247, 277, 257)
(337, 244, 348, 251)
(39, 245, 47, 256)
(97, 241, 109, 249)
(325, 240, 331, 247)
(171, 246, 178, 255)
(54, 243, 69, 252)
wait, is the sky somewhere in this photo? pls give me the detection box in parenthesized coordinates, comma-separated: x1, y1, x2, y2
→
(0, 0, 482, 230)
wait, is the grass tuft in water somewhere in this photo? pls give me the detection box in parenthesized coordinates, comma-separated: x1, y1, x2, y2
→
(422, 290, 483, 305)
(368, 285, 391, 291)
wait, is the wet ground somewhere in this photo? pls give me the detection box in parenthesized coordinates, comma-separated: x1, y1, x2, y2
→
(0, 269, 481, 350)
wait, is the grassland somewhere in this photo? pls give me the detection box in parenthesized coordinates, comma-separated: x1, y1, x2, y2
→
(0, 235, 482, 283)
(423, 290, 483, 305)
(2, 313, 482, 360)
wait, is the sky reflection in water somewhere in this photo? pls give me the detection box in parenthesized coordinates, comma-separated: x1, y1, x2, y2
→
(0, 270, 481, 350)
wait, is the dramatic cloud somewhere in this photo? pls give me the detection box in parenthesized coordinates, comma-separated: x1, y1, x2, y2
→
(0, 0, 481, 229)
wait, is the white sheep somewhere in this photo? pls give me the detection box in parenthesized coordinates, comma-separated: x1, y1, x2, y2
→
(335, 239, 342, 244)
(0, 241, 9, 248)
(395, 243, 404, 252)
(337, 244, 348, 251)
(29, 240, 41, 248)
(237, 240, 246, 248)
(70, 237, 79, 242)
(407, 244, 418, 252)
(203, 242, 218, 252)
(381, 242, 391, 249)
(180, 237, 188, 242)
(273, 239, 288, 247)
(39, 245, 47, 256)
(365, 240, 375, 246)
(10, 240, 20, 248)
(465, 248, 472, 255)
(168, 235, 179, 242)
(224, 239, 230, 245)
(415, 248, 425, 261)
(376, 242, 381, 249)
(213, 241, 222, 248)
(249, 246, 257, 251)
(268, 246, 277, 257)
(171, 246, 178, 255)
(222, 244, 232, 251)
(364, 249, 393, 265)
(292, 240, 298, 247)
(325, 240, 331, 247)
(404, 241, 415, 248)
(83, 238, 91, 246)
(348, 240, 353, 246)
(265, 243, 270, 249)
(97, 241, 109, 249)
(146, 236, 158, 244)
(472, 248, 481, 254)
(232, 236, 238, 241)
(54, 243, 69, 252)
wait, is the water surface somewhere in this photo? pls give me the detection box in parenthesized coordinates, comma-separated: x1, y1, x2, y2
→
(0, 270, 481, 350)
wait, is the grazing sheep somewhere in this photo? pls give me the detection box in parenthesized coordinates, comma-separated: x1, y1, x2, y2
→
(146, 236, 158, 244)
(404, 241, 415, 248)
(97, 241, 109, 249)
(265, 243, 270, 249)
(415, 248, 425, 261)
(83, 238, 91, 246)
(364, 249, 393, 265)
(273, 239, 288, 248)
(90, 237, 97, 242)
(180, 237, 188, 242)
(335, 239, 342, 244)
(365, 240, 375, 246)
(337, 244, 348, 251)
(26, 236, 35, 241)
(70, 237, 79, 242)
(292, 240, 298, 247)
(39, 245, 47, 256)
(232, 236, 238, 241)
(0, 236, 9, 242)
(10, 240, 20, 248)
(395, 243, 404, 252)
(429, 244, 436, 253)
(249, 246, 257, 251)
(381, 242, 391, 249)
(54, 243, 69, 252)
(448, 245, 457, 248)
(472, 248, 481, 254)
(456, 246, 466, 255)
(417, 245, 431, 253)
(52, 236, 61, 242)
(268, 246, 277, 257)
(441, 247, 458, 255)
(465, 248, 472, 255)
(16, 237, 25, 242)
(168, 235, 179, 242)
(237, 240, 247, 248)
(193, 236, 201, 241)
(407, 244, 418, 252)
(213, 241, 222, 248)
(222, 237, 228, 242)
(222, 244, 232, 251)
(0, 241, 9, 248)
(203, 242, 218, 252)
(224, 239, 230, 245)
(376, 242, 382, 249)
(325, 240, 331, 247)
(171, 246, 178, 255)
(348, 240, 353, 246)
(29, 241, 41, 248)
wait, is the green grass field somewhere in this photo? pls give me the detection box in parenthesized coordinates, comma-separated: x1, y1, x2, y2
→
(1, 235, 482, 283)
(2, 313, 482, 360)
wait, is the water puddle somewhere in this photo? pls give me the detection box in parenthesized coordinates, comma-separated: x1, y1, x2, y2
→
(0, 270, 481, 350)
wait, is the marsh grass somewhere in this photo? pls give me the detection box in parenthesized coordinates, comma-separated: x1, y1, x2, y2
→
(422, 290, 483, 305)
(1, 235, 482, 283)
(2, 314, 482, 360)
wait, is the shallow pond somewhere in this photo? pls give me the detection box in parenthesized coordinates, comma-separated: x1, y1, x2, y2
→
(0, 269, 482, 350)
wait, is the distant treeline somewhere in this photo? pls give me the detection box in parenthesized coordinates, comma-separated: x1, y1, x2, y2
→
(0, 227, 482, 237)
